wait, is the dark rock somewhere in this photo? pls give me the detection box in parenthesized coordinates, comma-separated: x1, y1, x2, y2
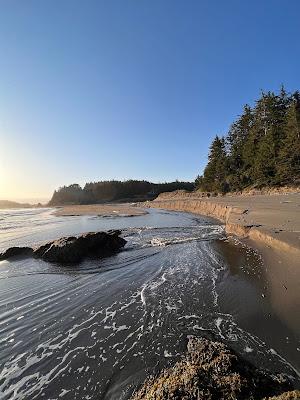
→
(131, 336, 294, 400)
(0, 231, 126, 264)
(33, 231, 126, 263)
(0, 246, 33, 261)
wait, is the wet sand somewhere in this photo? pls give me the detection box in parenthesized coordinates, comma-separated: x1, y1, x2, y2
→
(54, 203, 147, 217)
(247, 239, 300, 335)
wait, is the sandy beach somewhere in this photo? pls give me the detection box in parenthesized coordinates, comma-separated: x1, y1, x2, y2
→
(53, 203, 147, 217)
(210, 193, 300, 249)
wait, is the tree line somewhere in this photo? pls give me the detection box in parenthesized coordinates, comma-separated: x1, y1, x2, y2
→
(49, 180, 194, 205)
(196, 87, 300, 193)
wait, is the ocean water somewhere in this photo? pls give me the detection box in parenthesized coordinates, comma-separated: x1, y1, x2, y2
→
(0, 207, 299, 399)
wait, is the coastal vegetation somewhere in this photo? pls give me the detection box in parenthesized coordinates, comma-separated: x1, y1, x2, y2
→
(48, 180, 194, 205)
(196, 87, 300, 193)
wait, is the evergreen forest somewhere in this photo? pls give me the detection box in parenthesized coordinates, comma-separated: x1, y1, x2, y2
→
(196, 87, 300, 193)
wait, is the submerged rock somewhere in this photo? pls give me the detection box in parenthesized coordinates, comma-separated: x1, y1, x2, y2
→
(0, 230, 126, 264)
(131, 336, 297, 400)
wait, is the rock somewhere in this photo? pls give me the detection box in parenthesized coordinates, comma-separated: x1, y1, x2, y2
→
(34, 230, 126, 263)
(0, 246, 33, 261)
(0, 231, 126, 264)
(131, 336, 294, 400)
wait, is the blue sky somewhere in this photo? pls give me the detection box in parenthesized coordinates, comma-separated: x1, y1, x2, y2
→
(0, 0, 299, 201)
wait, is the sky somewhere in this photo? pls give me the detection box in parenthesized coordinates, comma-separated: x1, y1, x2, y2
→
(0, 1, 299, 202)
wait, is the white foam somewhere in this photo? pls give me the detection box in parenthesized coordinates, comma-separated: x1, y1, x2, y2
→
(215, 317, 225, 339)
(59, 389, 71, 397)
(140, 286, 146, 306)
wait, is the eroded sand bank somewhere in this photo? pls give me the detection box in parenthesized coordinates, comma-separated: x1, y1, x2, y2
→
(145, 193, 300, 255)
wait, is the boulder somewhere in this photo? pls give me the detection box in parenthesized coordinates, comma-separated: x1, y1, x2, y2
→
(34, 230, 126, 263)
(0, 230, 126, 264)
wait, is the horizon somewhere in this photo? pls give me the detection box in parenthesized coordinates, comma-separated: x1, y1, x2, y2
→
(1, 0, 300, 200)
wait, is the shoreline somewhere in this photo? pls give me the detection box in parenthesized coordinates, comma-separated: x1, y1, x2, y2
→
(49, 198, 300, 336)
(53, 203, 147, 217)
(142, 193, 300, 255)
(142, 193, 300, 336)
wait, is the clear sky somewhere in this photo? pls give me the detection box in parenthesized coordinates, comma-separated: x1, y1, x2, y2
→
(0, 0, 299, 201)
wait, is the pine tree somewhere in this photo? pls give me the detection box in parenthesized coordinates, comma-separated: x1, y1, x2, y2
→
(227, 105, 253, 189)
(195, 175, 203, 189)
(277, 92, 300, 183)
(202, 136, 229, 193)
(250, 90, 288, 185)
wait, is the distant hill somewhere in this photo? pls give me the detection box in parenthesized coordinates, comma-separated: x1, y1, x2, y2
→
(0, 200, 34, 209)
(49, 180, 195, 206)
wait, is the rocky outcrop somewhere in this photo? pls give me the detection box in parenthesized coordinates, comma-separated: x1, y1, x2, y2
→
(131, 336, 297, 400)
(0, 230, 126, 264)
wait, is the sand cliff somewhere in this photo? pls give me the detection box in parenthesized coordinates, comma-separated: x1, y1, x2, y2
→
(144, 192, 300, 255)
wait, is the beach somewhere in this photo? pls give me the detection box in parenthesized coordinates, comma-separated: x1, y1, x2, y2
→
(146, 192, 300, 252)
(54, 203, 147, 217)
(144, 192, 300, 335)
(1, 206, 299, 399)
(52, 195, 300, 335)
(53, 194, 300, 336)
